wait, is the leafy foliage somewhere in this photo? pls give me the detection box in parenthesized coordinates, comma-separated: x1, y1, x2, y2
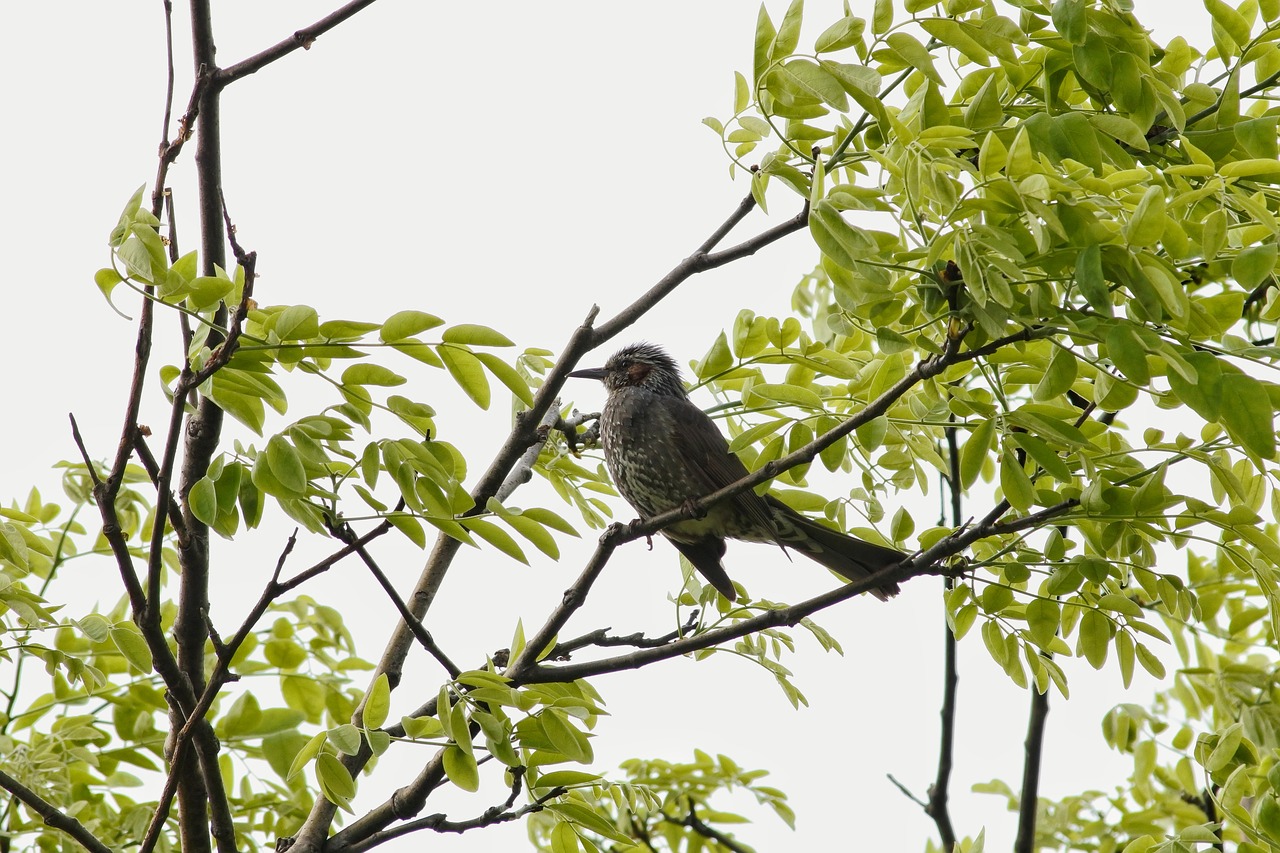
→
(11, 0, 1280, 851)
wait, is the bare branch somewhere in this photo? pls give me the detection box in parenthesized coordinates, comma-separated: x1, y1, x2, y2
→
(328, 518, 461, 679)
(218, 0, 382, 85)
(130, 430, 189, 548)
(923, 420, 962, 851)
(887, 773, 928, 809)
(547, 609, 701, 660)
(517, 497, 1077, 685)
(341, 772, 567, 852)
(1014, 667, 1051, 853)
(0, 768, 112, 853)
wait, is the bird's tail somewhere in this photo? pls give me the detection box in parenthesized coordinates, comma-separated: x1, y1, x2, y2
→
(766, 497, 904, 601)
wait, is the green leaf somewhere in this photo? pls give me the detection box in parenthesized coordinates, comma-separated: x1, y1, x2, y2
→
(1077, 608, 1110, 669)
(443, 744, 480, 792)
(872, 0, 893, 34)
(1074, 244, 1109, 312)
(1233, 243, 1278, 292)
(1034, 347, 1077, 401)
(266, 435, 308, 495)
(316, 753, 356, 810)
(1106, 324, 1151, 386)
(380, 310, 444, 342)
(186, 276, 235, 312)
(504, 514, 560, 560)
(1000, 450, 1036, 512)
(810, 200, 877, 269)
(327, 724, 362, 756)
(960, 418, 995, 489)
(363, 673, 390, 730)
(540, 710, 592, 763)
(1026, 598, 1061, 648)
(1124, 186, 1166, 249)
(438, 345, 491, 409)
(462, 518, 528, 565)
(274, 305, 320, 340)
(1206, 0, 1252, 51)
(476, 352, 534, 406)
(772, 0, 804, 58)
(815, 15, 865, 53)
(1220, 372, 1276, 458)
(884, 32, 945, 86)
(287, 731, 327, 780)
(188, 476, 219, 526)
(748, 382, 824, 410)
(110, 624, 154, 674)
(776, 59, 848, 111)
(341, 364, 407, 387)
(753, 4, 777, 86)
(1051, 0, 1087, 44)
(441, 323, 514, 347)
(1207, 722, 1244, 772)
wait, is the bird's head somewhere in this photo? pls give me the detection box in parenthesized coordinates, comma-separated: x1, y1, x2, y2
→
(569, 342, 686, 397)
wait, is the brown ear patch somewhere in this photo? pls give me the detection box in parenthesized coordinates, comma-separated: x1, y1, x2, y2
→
(627, 363, 652, 383)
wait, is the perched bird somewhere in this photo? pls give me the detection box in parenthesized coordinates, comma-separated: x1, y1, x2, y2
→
(569, 342, 902, 601)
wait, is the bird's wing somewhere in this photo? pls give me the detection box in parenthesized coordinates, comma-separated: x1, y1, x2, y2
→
(661, 395, 783, 544)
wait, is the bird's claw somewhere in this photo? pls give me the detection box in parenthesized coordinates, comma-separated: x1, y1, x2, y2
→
(680, 498, 706, 520)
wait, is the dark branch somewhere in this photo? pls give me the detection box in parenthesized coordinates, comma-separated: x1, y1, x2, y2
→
(547, 610, 701, 660)
(924, 420, 962, 851)
(293, 192, 814, 850)
(217, 0, 382, 84)
(1014, 665, 1050, 853)
(665, 802, 752, 853)
(328, 518, 461, 678)
(0, 768, 112, 853)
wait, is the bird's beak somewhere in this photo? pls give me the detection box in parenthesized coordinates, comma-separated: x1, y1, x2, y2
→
(568, 366, 607, 381)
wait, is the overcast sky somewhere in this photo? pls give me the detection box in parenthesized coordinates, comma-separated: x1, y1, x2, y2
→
(1, 1, 1212, 849)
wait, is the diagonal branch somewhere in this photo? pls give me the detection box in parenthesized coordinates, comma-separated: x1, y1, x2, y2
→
(517, 497, 1078, 685)
(328, 518, 461, 679)
(290, 193, 810, 851)
(217, 0, 382, 85)
(0, 768, 112, 853)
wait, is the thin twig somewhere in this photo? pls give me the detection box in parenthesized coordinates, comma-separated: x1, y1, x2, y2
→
(329, 519, 461, 678)
(548, 609, 701, 660)
(217, 0, 382, 84)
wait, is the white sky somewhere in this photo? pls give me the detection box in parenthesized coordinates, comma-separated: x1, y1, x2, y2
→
(0, 1, 1213, 850)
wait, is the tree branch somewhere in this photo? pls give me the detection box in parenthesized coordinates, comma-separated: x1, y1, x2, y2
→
(924, 420, 962, 851)
(517, 497, 1077, 684)
(328, 519, 461, 679)
(0, 769, 112, 853)
(546, 609, 701, 660)
(291, 192, 815, 850)
(217, 0, 382, 85)
(341, 773, 566, 852)
(1014, 664, 1050, 853)
(665, 802, 751, 853)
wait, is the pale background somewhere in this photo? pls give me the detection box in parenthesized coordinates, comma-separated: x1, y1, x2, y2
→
(1, 1, 1208, 849)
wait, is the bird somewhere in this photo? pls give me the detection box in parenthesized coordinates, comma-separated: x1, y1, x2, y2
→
(569, 342, 902, 601)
